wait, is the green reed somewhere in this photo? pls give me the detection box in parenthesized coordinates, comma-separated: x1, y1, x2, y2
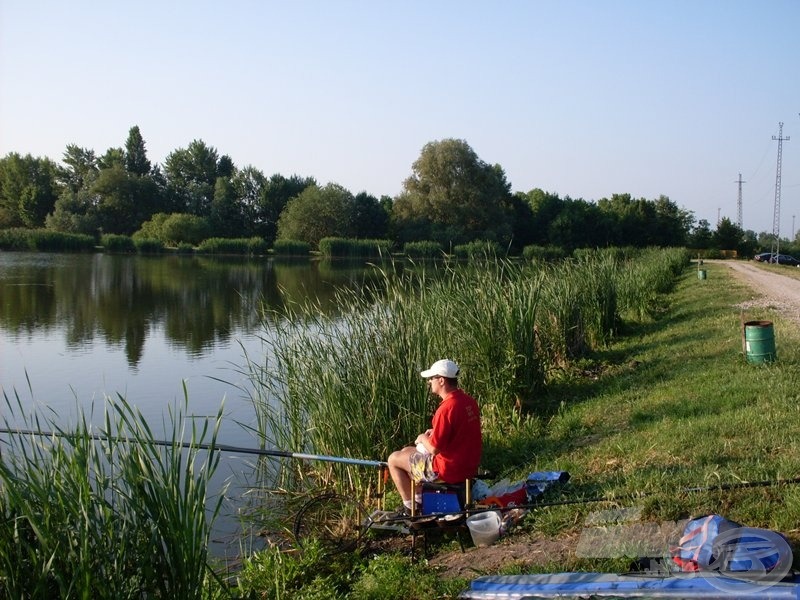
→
(247, 251, 688, 494)
(0, 390, 224, 599)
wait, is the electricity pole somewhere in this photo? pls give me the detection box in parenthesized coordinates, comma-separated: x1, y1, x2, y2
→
(735, 173, 745, 230)
(771, 122, 789, 258)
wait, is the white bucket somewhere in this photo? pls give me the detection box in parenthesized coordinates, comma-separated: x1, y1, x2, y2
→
(466, 510, 501, 547)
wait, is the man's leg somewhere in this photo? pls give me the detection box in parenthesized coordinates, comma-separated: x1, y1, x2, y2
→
(387, 446, 416, 503)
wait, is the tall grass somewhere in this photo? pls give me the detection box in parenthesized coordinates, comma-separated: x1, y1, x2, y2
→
(272, 239, 310, 256)
(101, 233, 136, 253)
(0, 228, 96, 252)
(317, 237, 393, 259)
(402, 240, 444, 258)
(197, 236, 268, 255)
(245, 250, 688, 495)
(0, 390, 224, 598)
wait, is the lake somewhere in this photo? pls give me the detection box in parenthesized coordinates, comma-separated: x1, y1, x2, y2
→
(0, 251, 386, 555)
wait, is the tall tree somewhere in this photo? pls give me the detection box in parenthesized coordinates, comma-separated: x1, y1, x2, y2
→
(393, 139, 513, 246)
(276, 183, 355, 247)
(0, 153, 61, 228)
(58, 145, 98, 193)
(210, 177, 245, 237)
(352, 191, 389, 238)
(124, 125, 151, 176)
(163, 140, 220, 216)
(258, 174, 316, 244)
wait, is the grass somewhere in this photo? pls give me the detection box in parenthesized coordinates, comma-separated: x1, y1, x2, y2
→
(239, 257, 800, 597)
(0, 390, 225, 599)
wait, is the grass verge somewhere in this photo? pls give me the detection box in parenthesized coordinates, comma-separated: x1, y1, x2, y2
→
(239, 260, 800, 598)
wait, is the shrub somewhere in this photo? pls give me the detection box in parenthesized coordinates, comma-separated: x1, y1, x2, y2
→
(133, 238, 164, 254)
(0, 228, 95, 252)
(273, 239, 311, 256)
(402, 240, 443, 258)
(196, 237, 268, 255)
(101, 234, 136, 253)
(452, 239, 503, 260)
(318, 237, 392, 259)
(522, 245, 567, 262)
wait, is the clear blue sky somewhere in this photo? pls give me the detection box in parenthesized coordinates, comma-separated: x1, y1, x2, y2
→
(2, 0, 799, 236)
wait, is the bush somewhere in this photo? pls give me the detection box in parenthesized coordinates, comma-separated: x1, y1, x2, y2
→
(452, 239, 503, 260)
(273, 239, 311, 256)
(522, 245, 567, 262)
(0, 228, 95, 252)
(101, 234, 136, 253)
(133, 238, 164, 254)
(318, 237, 392, 259)
(402, 240, 443, 259)
(197, 237, 268, 255)
(176, 242, 194, 254)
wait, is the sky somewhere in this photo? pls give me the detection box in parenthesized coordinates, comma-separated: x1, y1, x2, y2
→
(2, 0, 799, 236)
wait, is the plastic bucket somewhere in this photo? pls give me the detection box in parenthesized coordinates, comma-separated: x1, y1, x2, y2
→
(466, 511, 501, 547)
(744, 320, 776, 364)
(698, 269, 707, 280)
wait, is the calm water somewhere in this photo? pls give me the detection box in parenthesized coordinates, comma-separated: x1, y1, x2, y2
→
(0, 251, 385, 553)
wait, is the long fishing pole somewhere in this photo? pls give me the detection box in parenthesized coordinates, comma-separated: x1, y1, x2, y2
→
(0, 427, 388, 469)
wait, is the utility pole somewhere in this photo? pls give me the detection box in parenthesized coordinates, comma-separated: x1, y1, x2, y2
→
(771, 122, 789, 258)
(735, 173, 745, 229)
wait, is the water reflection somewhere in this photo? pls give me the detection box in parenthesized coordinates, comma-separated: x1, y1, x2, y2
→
(0, 253, 390, 366)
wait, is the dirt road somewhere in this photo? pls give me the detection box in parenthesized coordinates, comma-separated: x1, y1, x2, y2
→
(712, 260, 800, 326)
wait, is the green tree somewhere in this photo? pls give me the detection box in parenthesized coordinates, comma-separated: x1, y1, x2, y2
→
(258, 174, 316, 244)
(58, 145, 98, 193)
(90, 165, 161, 234)
(210, 177, 245, 237)
(163, 140, 221, 215)
(276, 183, 355, 247)
(392, 139, 513, 246)
(97, 147, 125, 170)
(124, 125, 151, 176)
(523, 189, 564, 246)
(688, 219, 713, 249)
(547, 197, 607, 250)
(0, 153, 61, 228)
(713, 217, 744, 251)
(352, 191, 389, 238)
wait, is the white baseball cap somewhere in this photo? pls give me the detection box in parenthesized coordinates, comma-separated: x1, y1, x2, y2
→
(420, 359, 460, 379)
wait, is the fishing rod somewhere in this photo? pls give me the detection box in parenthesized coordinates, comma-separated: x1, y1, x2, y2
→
(0, 427, 388, 469)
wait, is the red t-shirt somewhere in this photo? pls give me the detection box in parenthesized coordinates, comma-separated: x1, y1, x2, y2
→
(429, 388, 482, 483)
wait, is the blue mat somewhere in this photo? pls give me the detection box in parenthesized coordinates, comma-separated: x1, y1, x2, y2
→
(459, 572, 800, 599)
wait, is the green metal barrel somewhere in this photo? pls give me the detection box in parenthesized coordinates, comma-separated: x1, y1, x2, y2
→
(744, 320, 776, 364)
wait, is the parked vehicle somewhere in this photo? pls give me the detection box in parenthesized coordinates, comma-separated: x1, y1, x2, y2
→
(773, 254, 800, 266)
(753, 252, 774, 262)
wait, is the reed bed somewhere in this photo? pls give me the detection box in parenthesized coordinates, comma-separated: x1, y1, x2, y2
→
(101, 233, 137, 253)
(317, 237, 393, 259)
(0, 390, 224, 599)
(247, 248, 689, 495)
(272, 239, 310, 256)
(0, 228, 96, 252)
(197, 236, 269, 255)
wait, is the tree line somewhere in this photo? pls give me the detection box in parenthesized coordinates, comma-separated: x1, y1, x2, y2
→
(0, 127, 790, 256)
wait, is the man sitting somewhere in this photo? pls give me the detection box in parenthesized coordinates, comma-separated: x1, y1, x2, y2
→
(387, 359, 482, 515)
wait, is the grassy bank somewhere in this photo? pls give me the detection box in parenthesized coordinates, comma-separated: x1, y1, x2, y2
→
(236, 260, 800, 598)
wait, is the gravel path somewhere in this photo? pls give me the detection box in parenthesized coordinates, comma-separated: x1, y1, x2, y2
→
(712, 260, 800, 326)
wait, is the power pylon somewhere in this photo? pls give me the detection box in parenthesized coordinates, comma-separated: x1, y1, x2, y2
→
(735, 173, 745, 229)
(771, 122, 789, 257)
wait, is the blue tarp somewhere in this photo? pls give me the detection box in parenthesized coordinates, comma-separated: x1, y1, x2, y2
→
(460, 572, 800, 599)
